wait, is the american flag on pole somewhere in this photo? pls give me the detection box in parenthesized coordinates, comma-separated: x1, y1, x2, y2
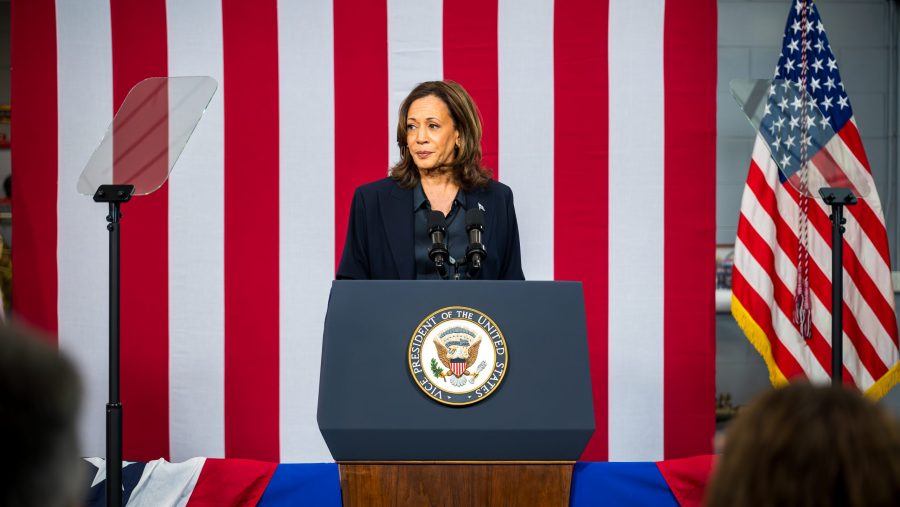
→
(12, 0, 716, 463)
(732, 0, 900, 397)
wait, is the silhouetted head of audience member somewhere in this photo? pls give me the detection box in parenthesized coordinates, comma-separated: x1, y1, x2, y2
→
(705, 382, 900, 507)
(3, 174, 10, 200)
(0, 324, 84, 507)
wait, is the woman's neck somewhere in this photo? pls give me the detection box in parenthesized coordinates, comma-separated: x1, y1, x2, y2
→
(419, 169, 457, 192)
(419, 169, 458, 216)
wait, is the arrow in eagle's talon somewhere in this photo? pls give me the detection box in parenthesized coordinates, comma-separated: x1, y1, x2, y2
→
(469, 361, 488, 384)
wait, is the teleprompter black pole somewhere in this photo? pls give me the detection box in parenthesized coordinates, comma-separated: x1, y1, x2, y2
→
(107, 199, 122, 507)
(818, 187, 857, 386)
(94, 184, 134, 507)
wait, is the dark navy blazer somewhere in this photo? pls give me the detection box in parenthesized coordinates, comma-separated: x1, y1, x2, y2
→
(336, 177, 525, 280)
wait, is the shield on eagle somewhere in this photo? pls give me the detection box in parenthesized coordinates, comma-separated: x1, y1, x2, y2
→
(433, 327, 482, 387)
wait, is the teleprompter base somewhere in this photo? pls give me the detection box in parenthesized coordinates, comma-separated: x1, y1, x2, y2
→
(338, 462, 574, 507)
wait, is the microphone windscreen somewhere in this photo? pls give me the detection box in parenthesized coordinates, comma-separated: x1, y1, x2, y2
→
(465, 208, 485, 229)
(427, 210, 446, 232)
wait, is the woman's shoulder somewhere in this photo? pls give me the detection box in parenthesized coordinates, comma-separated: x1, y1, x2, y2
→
(471, 179, 514, 201)
(354, 176, 403, 198)
(488, 179, 513, 194)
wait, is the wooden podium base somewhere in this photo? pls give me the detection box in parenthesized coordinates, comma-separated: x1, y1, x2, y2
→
(338, 461, 574, 507)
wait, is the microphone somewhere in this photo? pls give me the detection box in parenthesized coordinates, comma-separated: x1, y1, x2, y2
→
(465, 208, 486, 277)
(427, 210, 449, 278)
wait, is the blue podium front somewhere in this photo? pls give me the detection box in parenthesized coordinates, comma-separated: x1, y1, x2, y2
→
(317, 280, 594, 462)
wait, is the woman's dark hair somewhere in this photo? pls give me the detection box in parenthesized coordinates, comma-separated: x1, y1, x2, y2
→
(705, 383, 900, 507)
(390, 80, 492, 191)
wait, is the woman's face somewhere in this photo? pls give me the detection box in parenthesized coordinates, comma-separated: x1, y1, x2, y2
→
(405, 95, 460, 173)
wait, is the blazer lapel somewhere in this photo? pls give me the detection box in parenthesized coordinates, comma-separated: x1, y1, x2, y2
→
(381, 184, 415, 279)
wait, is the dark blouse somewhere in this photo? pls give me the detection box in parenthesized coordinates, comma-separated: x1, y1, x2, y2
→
(413, 183, 469, 279)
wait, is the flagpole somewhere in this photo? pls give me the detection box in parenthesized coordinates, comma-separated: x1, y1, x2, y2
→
(819, 187, 856, 385)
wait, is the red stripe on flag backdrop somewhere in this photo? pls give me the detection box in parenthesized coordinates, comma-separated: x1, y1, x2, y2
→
(554, 0, 610, 461)
(443, 0, 499, 178)
(222, 0, 281, 461)
(110, 0, 170, 461)
(10, 0, 59, 338)
(663, 0, 716, 459)
(333, 0, 388, 270)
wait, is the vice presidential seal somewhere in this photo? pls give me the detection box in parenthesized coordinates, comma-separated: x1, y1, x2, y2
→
(407, 306, 508, 406)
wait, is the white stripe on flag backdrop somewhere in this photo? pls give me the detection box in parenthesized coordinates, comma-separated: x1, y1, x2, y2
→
(11, 0, 716, 462)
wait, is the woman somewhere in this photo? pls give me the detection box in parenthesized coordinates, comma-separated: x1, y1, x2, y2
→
(336, 81, 524, 280)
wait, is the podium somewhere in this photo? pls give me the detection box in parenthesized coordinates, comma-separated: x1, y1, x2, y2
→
(318, 281, 594, 506)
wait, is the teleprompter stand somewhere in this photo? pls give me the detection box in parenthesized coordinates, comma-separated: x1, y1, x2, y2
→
(78, 77, 217, 505)
(819, 187, 857, 385)
(93, 184, 134, 507)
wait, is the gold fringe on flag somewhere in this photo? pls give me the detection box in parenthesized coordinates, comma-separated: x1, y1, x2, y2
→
(732, 295, 900, 400)
(865, 360, 900, 401)
(731, 295, 789, 387)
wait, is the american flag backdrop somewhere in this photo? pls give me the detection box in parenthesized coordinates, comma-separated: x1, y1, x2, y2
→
(11, 0, 716, 463)
(732, 1, 900, 397)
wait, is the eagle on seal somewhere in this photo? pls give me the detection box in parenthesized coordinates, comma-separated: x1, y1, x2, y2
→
(433, 327, 482, 387)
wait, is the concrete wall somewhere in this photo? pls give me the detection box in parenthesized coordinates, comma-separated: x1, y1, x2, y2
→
(717, 0, 900, 414)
